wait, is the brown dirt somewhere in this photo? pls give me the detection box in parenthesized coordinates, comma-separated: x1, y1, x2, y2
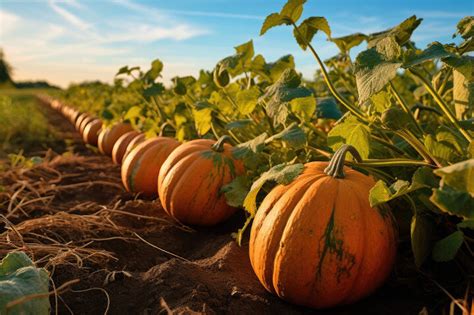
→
(0, 100, 460, 315)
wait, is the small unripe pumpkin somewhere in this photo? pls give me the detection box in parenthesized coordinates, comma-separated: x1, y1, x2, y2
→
(112, 131, 141, 164)
(158, 136, 244, 226)
(122, 137, 180, 196)
(82, 119, 102, 146)
(249, 145, 398, 309)
(97, 122, 134, 156)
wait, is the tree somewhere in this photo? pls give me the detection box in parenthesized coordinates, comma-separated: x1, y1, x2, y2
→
(0, 49, 14, 87)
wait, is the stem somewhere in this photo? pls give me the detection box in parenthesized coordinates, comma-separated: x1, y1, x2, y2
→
(211, 135, 231, 152)
(291, 22, 367, 122)
(409, 68, 472, 142)
(210, 121, 221, 140)
(396, 130, 441, 167)
(158, 122, 174, 137)
(324, 144, 362, 178)
(389, 82, 424, 135)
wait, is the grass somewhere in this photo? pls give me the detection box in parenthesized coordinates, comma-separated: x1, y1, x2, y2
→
(0, 88, 61, 157)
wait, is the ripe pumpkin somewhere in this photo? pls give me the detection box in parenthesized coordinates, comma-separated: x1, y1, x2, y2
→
(112, 131, 141, 164)
(158, 136, 244, 226)
(122, 137, 180, 196)
(97, 122, 134, 156)
(78, 116, 96, 135)
(123, 133, 146, 161)
(82, 119, 102, 146)
(75, 113, 90, 131)
(249, 145, 398, 309)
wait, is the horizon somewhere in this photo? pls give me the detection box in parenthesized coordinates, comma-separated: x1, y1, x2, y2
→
(1, 0, 472, 88)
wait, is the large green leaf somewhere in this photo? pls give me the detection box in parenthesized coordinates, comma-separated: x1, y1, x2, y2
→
(443, 55, 474, 80)
(290, 95, 316, 120)
(0, 251, 50, 315)
(354, 48, 402, 103)
(404, 42, 453, 68)
(455, 16, 474, 40)
(236, 86, 260, 115)
(327, 116, 371, 159)
(260, 0, 306, 35)
(193, 105, 213, 136)
(294, 17, 331, 50)
(222, 175, 252, 208)
(315, 97, 342, 119)
(432, 231, 464, 262)
(411, 214, 435, 268)
(368, 15, 422, 47)
(434, 159, 474, 195)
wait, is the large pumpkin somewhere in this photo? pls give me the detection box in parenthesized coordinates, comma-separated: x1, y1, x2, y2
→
(123, 133, 146, 161)
(97, 122, 134, 156)
(122, 137, 180, 196)
(249, 145, 398, 309)
(82, 119, 102, 146)
(112, 131, 141, 164)
(158, 136, 244, 226)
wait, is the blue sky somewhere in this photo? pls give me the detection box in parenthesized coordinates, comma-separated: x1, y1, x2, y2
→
(0, 0, 472, 87)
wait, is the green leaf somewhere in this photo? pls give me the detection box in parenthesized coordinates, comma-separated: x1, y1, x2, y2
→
(260, 13, 289, 35)
(143, 83, 164, 97)
(354, 48, 402, 103)
(443, 55, 474, 80)
(315, 97, 342, 119)
(193, 107, 213, 136)
(368, 15, 422, 48)
(124, 106, 142, 121)
(243, 162, 304, 215)
(225, 119, 252, 130)
(0, 251, 50, 315)
(235, 40, 255, 66)
(100, 108, 114, 121)
(434, 159, 474, 195)
(236, 86, 260, 115)
(221, 176, 252, 208)
(454, 16, 474, 40)
(144, 59, 163, 81)
(370, 91, 392, 113)
(381, 107, 412, 130)
(375, 36, 402, 60)
(424, 135, 457, 163)
(430, 185, 474, 219)
(331, 33, 367, 54)
(267, 124, 306, 148)
(327, 116, 371, 159)
(404, 42, 453, 68)
(234, 133, 268, 157)
(294, 17, 331, 50)
(458, 219, 474, 229)
(290, 95, 316, 120)
(280, 0, 306, 23)
(432, 231, 464, 262)
(411, 214, 435, 268)
(369, 167, 437, 207)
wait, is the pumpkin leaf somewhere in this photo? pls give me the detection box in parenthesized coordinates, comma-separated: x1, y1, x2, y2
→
(143, 83, 164, 97)
(266, 124, 306, 148)
(331, 33, 367, 54)
(260, 0, 306, 36)
(315, 97, 342, 119)
(354, 48, 402, 104)
(443, 55, 474, 80)
(369, 167, 437, 207)
(236, 86, 260, 115)
(144, 59, 164, 82)
(124, 106, 142, 121)
(454, 16, 474, 40)
(290, 96, 316, 120)
(434, 159, 474, 194)
(222, 176, 252, 208)
(367, 15, 422, 48)
(403, 42, 453, 68)
(327, 115, 371, 159)
(243, 162, 304, 216)
(432, 231, 464, 262)
(430, 185, 474, 219)
(225, 119, 252, 130)
(458, 219, 474, 229)
(411, 214, 436, 268)
(0, 251, 50, 315)
(294, 17, 331, 50)
(193, 107, 213, 136)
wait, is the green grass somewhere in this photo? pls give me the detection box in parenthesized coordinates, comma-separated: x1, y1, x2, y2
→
(0, 88, 61, 156)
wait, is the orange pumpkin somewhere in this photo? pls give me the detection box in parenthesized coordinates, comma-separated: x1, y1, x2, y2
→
(111, 131, 141, 164)
(123, 133, 146, 161)
(158, 136, 244, 226)
(122, 137, 180, 196)
(78, 116, 96, 135)
(75, 113, 90, 131)
(97, 122, 134, 156)
(82, 119, 102, 146)
(249, 145, 398, 309)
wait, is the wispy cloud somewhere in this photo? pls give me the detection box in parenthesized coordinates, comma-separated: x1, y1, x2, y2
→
(48, 0, 90, 30)
(409, 10, 468, 19)
(0, 10, 21, 36)
(160, 9, 264, 20)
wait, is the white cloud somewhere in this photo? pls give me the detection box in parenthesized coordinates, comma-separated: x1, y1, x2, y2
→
(0, 10, 21, 37)
(48, 0, 90, 30)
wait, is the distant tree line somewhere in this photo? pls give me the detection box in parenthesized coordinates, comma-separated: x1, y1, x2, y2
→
(0, 48, 60, 90)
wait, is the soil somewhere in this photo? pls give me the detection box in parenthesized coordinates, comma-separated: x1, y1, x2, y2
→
(0, 100, 461, 315)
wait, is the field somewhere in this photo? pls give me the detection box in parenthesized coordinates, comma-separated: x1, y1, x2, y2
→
(0, 0, 473, 314)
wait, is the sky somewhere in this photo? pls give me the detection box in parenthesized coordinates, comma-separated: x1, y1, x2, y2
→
(0, 0, 473, 88)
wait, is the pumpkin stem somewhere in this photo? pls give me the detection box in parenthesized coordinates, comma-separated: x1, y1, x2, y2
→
(211, 135, 232, 152)
(159, 122, 174, 137)
(324, 144, 362, 178)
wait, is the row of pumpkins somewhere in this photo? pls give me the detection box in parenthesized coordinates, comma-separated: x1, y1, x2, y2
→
(41, 95, 398, 309)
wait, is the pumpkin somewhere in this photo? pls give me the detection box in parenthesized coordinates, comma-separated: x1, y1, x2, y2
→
(112, 131, 141, 164)
(158, 136, 244, 226)
(75, 113, 90, 131)
(82, 119, 102, 146)
(78, 116, 96, 135)
(97, 122, 134, 156)
(123, 133, 146, 161)
(249, 145, 398, 309)
(122, 137, 180, 196)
